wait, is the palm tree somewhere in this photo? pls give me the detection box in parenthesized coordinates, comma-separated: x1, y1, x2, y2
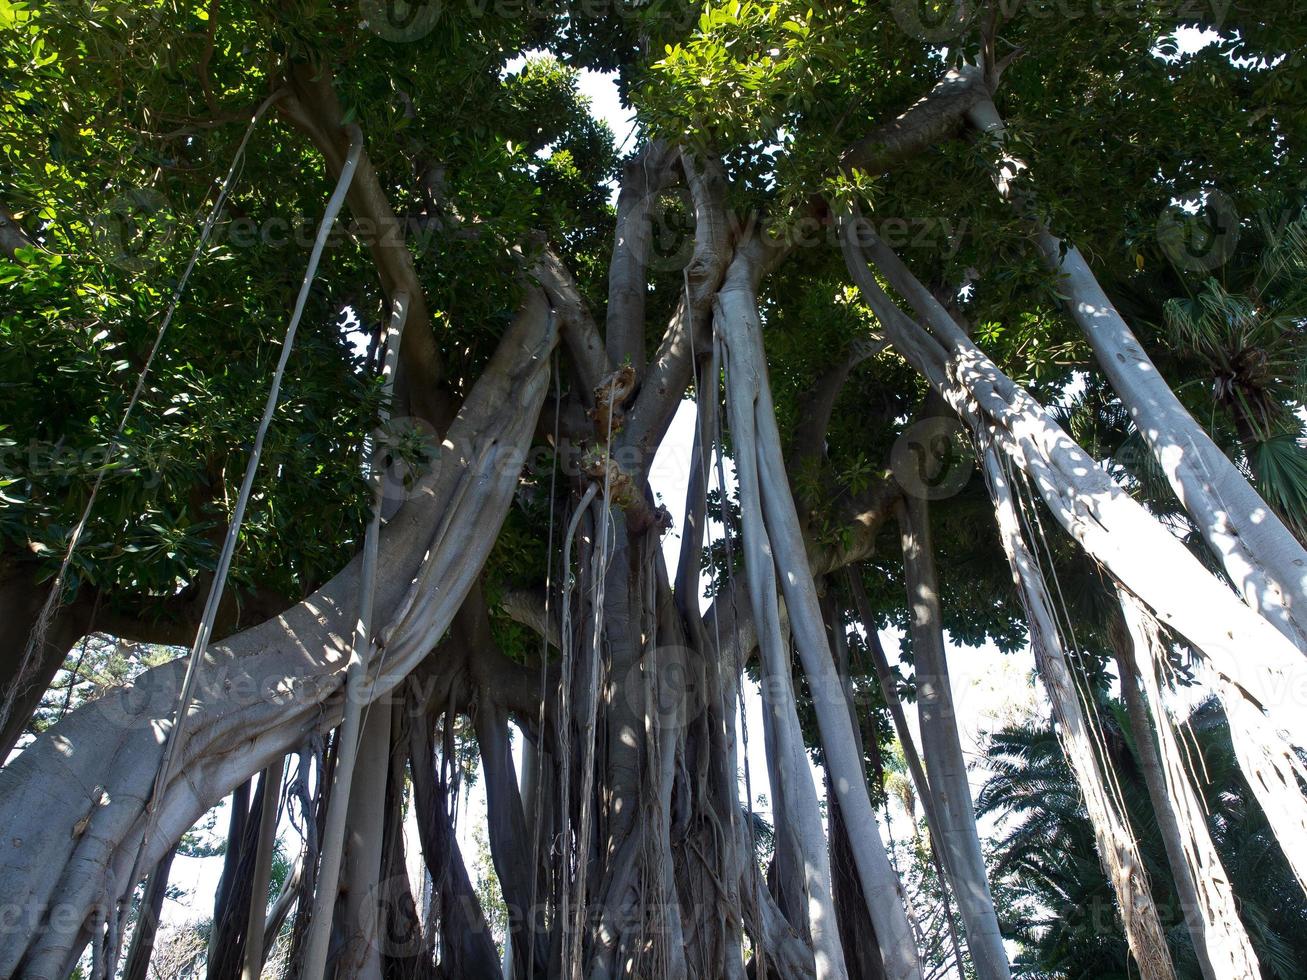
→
(1159, 212, 1307, 541)
(978, 699, 1307, 978)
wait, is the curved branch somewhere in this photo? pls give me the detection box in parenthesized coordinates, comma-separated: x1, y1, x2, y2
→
(0, 291, 557, 978)
(530, 247, 610, 397)
(280, 65, 451, 430)
(838, 65, 988, 177)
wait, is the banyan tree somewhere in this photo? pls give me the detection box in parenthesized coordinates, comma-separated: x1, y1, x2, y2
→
(2, 1, 1307, 977)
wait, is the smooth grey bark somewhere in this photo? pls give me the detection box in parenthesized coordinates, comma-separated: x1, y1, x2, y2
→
(840, 218, 1307, 754)
(303, 294, 408, 980)
(605, 141, 678, 374)
(982, 448, 1177, 980)
(718, 235, 921, 980)
(335, 705, 391, 980)
(838, 66, 988, 177)
(844, 570, 965, 975)
(718, 258, 849, 980)
(1114, 645, 1215, 980)
(1112, 610, 1257, 980)
(0, 294, 556, 979)
(840, 220, 1307, 899)
(623, 149, 732, 456)
(822, 598, 889, 980)
(965, 95, 1307, 652)
(1208, 666, 1307, 894)
(895, 496, 1011, 980)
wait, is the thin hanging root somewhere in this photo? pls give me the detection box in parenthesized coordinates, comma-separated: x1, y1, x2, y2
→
(568, 483, 613, 980)
(1119, 590, 1262, 979)
(107, 126, 364, 977)
(240, 758, 286, 980)
(527, 351, 562, 980)
(719, 299, 849, 979)
(556, 480, 597, 977)
(983, 447, 1176, 980)
(300, 287, 408, 979)
(0, 90, 285, 746)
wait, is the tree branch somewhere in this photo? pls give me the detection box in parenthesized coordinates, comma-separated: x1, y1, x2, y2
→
(624, 149, 735, 459)
(605, 141, 679, 374)
(530, 246, 610, 398)
(838, 65, 988, 177)
(280, 64, 452, 430)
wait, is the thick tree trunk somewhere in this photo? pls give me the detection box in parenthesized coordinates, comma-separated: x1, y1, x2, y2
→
(821, 602, 888, 980)
(304, 294, 408, 980)
(407, 705, 503, 979)
(982, 448, 1177, 980)
(965, 95, 1307, 651)
(335, 706, 391, 980)
(476, 698, 547, 979)
(1113, 601, 1260, 980)
(241, 760, 284, 980)
(1113, 644, 1216, 980)
(378, 703, 428, 980)
(208, 778, 263, 980)
(719, 268, 849, 979)
(843, 572, 966, 973)
(895, 495, 1011, 980)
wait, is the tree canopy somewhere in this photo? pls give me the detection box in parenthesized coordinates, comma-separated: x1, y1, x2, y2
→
(2, 1, 1307, 978)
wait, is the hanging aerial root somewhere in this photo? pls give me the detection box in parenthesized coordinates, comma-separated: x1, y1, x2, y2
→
(718, 232, 921, 980)
(982, 446, 1176, 980)
(1118, 590, 1262, 979)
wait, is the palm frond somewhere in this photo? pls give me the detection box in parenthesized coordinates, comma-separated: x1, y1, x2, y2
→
(1250, 433, 1307, 542)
